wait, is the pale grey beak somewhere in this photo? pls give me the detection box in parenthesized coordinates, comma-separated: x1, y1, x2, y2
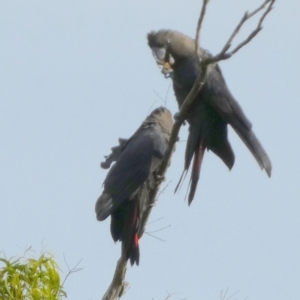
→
(151, 47, 166, 64)
(151, 47, 175, 78)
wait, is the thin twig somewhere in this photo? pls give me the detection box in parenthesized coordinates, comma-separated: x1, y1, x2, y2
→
(206, 0, 275, 64)
(218, 0, 270, 57)
(195, 0, 210, 53)
(157, 180, 172, 198)
(144, 232, 166, 242)
(164, 83, 171, 107)
(147, 216, 164, 226)
(147, 224, 171, 234)
(227, 0, 275, 57)
(221, 288, 245, 300)
(61, 255, 82, 288)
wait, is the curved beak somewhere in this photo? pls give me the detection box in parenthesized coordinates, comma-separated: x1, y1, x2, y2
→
(151, 47, 166, 64)
(151, 47, 174, 78)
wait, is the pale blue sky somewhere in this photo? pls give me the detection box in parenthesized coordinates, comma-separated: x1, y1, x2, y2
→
(0, 1, 299, 299)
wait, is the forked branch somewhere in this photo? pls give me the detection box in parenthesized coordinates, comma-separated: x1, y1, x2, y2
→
(101, 0, 275, 299)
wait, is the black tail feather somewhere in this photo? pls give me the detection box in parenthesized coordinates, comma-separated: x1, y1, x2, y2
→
(188, 144, 205, 205)
(128, 234, 140, 266)
(233, 127, 272, 177)
(111, 199, 140, 266)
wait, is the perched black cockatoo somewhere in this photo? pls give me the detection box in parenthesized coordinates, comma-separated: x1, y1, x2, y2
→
(147, 29, 272, 204)
(95, 107, 173, 265)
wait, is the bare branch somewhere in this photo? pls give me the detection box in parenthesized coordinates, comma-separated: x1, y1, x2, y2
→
(206, 0, 275, 64)
(101, 1, 275, 299)
(219, 0, 270, 56)
(195, 0, 210, 52)
(61, 255, 82, 288)
(101, 256, 128, 300)
(223, 0, 275, 58)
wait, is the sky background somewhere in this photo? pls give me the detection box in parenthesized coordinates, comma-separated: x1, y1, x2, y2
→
(0, 0, 299, 299)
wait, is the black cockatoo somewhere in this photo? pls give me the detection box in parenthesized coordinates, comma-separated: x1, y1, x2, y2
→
(147, 29, 272, 204)
(95, 107, 173, 265)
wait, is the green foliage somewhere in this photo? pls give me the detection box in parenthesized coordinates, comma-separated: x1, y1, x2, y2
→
(0, 252, 67, 300)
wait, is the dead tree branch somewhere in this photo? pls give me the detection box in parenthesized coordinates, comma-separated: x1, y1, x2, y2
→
(101, 0, 275, 299)
(206, 0, 275, 64)
(195, 0, 210, 53)
(101, 256, 128, 300)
